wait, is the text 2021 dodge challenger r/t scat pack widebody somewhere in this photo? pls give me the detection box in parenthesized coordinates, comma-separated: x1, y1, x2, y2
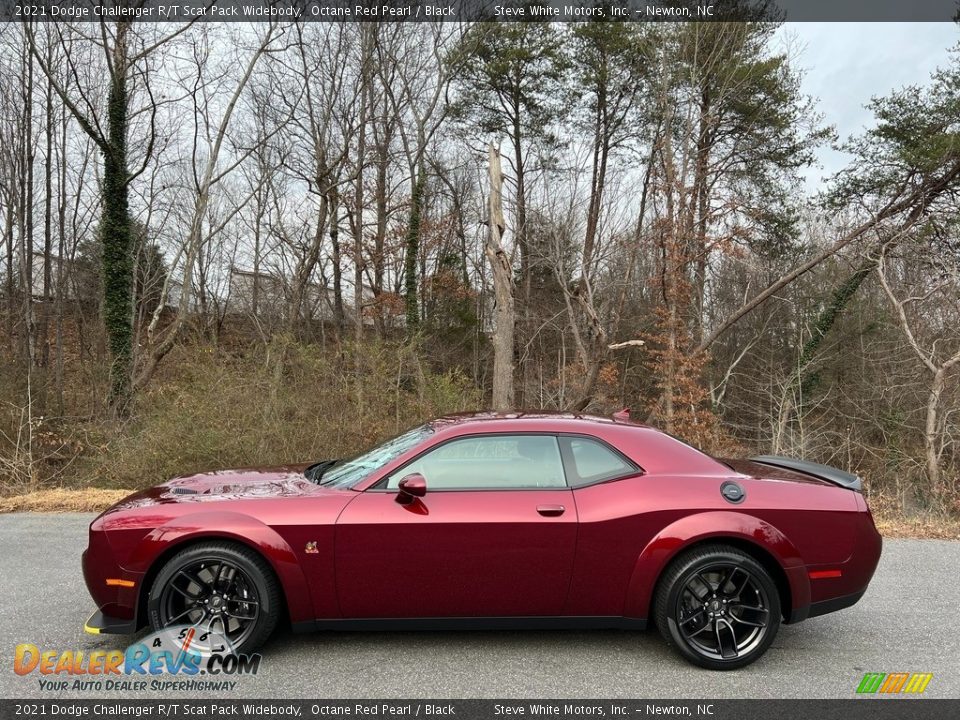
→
(83, 412, 882, 669)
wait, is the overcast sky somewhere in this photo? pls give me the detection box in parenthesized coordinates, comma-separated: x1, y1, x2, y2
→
(777, 22, 958, 192)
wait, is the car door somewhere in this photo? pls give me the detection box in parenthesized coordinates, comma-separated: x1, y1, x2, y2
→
(559, 434, 651, 617)
(334, 433, 578, 619)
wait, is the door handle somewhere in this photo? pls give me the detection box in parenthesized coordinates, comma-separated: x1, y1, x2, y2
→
(537, 504, 565, 517)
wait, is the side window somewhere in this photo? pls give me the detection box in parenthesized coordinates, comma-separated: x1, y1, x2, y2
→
(385, 435, 566, 490)
(562, 436, 638, 487)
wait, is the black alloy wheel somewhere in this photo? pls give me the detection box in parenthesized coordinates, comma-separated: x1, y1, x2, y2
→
(654, 544, 781, 670)
(148, 542, 280, 654)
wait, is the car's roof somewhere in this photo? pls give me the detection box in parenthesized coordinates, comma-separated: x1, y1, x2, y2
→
(422, 411, 729, 476)
(428, 410, 652, 430)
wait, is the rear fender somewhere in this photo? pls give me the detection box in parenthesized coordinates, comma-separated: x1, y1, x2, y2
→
(124, 511, 315, 624)
(624, 511, 810, 620)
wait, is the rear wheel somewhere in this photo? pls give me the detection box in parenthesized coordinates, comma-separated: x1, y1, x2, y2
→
(654, 544, 780, 670)
(147, 542, 280, 654)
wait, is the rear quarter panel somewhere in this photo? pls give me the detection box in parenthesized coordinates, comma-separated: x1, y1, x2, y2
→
(567, 471, 860, 619)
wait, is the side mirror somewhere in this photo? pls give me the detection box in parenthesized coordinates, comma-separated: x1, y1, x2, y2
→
(396, 473, 427, 505)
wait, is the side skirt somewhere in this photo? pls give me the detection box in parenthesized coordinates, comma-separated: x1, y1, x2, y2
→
(291, 616, 647, 634)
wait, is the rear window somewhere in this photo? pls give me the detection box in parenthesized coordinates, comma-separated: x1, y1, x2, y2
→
(562, 436, 639, 487)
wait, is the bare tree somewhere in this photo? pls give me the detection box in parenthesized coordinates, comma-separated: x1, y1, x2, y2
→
(135, 24, 280, 392)
(274, 24, 357, 335)
(878, 238, 960, 499)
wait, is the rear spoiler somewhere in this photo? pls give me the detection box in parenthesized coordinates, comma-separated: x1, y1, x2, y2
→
(750, 455, 862, 492)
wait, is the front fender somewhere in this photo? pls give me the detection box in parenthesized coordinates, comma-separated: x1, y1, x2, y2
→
(123, 511, 315, 625)
(624, 511, 810, 620)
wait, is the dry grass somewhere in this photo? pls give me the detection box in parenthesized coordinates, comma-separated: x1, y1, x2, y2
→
(0, 487, 133, 513)
(873, 511, 960, 540)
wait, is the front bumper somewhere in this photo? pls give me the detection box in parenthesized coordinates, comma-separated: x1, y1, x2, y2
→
(84, 609, 139, 635)
(82, 533, 144, 633)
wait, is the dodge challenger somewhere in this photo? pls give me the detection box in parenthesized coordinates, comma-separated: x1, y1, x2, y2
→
(82, 411, 882, 669)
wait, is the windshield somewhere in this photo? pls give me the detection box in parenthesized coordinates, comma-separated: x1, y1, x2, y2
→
(317, 424, 434, 489)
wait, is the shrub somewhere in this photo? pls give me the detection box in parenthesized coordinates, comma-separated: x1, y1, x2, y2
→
(81, 337, 481, 488)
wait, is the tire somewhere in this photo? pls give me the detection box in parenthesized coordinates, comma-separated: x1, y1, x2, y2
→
(653, 544, 780, 670)
(147, 541, 280, 655)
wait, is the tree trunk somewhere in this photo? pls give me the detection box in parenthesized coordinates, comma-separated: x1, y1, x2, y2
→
(566, 83, 613, 412)
(3, 187, 13, 352)
(691, 87, 712, 344)
(329, 189, 344, 329)
(403, 166, 425, 336)
(352, 25, 374, 348)
(252, 193, 262, 320)
(511, 116, 528, 311)
(582, 107, 605, 283)
(925, 367, 945, 497)
(486, 144, 515, 411)
(287, 195, 329, 333)
(102, 23, 134, 406)
(372, 131, 390, 337)
(54, 102, 68, 417)
(38, 43, 54, 375)
(20, 31, 36, 369)
(510, 113, 530, 406)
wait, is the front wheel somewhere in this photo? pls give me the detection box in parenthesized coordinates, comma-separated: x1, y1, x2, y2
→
(654, 544, 781, 670)
(147, 542, 280, 655)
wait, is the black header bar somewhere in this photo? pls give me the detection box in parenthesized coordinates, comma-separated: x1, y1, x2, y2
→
(1, 0, 959, 23)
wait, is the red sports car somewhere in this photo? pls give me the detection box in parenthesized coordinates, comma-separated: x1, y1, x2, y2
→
(83, 412, 882, 669)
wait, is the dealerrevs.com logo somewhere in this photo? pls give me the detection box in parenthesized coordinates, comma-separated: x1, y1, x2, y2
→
(856, 673, 934, 695)
(13, 626, 260, 692)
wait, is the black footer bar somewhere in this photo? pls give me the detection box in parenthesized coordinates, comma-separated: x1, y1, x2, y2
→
(2, 700, 959, 720)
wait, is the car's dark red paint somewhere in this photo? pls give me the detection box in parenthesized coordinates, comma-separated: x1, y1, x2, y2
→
(82, 412, 882, 666)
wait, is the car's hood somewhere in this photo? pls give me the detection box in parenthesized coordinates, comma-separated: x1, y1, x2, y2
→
(103, 465, 320, 513)
(164, 465, 316, 498)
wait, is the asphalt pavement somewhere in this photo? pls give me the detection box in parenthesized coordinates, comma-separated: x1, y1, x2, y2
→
(1, 513, 957, 699)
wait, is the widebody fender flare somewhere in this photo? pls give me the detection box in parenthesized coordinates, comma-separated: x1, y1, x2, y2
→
(122, 511, 315, 625)
(624, 511, 811, 620)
